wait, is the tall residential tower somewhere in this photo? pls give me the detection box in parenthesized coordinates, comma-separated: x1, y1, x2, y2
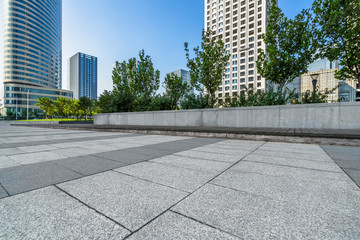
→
(1, 0, 72, 115)
(205, 0, 270, 99)
(68, 53, 98, 100)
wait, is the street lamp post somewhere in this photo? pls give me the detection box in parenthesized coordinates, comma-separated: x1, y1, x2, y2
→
(27, 90, 29, 120)
(311, 73, 320, 102)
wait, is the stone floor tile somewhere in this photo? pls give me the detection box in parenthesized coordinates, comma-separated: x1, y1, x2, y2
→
(342, 168, 360, 188)
(175, 150, 246, 163)
(0, 162, 82, 195)
(151, 155, 231, 174)
(244, 154, 343, 172)
(57, 171, 188, 231)
(172, 184, 360, 240)
(231, 161, 354, 185)
(50, 147, 99, 158)
(17, 144, 60, 153)
(127, 211, 240, 240)
(122, 147, 175, 157)
(9, 151, 65, 165)
(54, 155, 127, 175)
(94, 150, 154, 164)
(0, 147, 25, 156)
(191, 146, 254, 156)
(332, 159, 360, 170)
(77, 144, 120, 152)
(253, 149, 332, 162)
(115, 161, 215, 192)
(322, 145, 360, 161)
(0, 156, 21, 169)
(212, 169, 360, 216)
(0, 187, 8, 199)
(0, 186, 130, 239)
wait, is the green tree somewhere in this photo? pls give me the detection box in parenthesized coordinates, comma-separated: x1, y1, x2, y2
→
(164, 73, 190, 110)
(36, 97, 54, 119)
(20, 109, 27, 118)
(5, 109, 14, 118)
(79, 96, 93, 119)
(113, 50, 160, 99)
(300, 86, 338, 104)
(69, 99, 80, 119)
(313, 0, 360, 83)
(257, 0, 316, 92)
(54, 97, 69, 118)
(180, 94, 217, 110)
(185, 30, 229, 98)
(96, 90, 117, 113)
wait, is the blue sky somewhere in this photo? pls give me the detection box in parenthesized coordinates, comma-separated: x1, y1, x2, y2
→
(0, 0, 314, 96)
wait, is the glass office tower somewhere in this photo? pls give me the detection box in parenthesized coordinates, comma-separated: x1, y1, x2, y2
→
(1, 0, 72, 115)
(68, 53, 98, 100)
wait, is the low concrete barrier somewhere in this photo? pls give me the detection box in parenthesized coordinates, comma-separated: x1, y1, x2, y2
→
(94, 102, 360, 129)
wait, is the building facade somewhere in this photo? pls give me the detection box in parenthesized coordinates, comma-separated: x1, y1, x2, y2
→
(301, 69, 357, 103)
(300, 58, 357, 102)
(68, 53, 98, 100)
(166, 69, 194, 95)
(205, 0, 270, 99)
(1, 0, 72, 115)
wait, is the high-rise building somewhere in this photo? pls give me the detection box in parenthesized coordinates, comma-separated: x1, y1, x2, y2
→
(166, 69, 194, 95)
(1, 0, 72, 115)
(68, 53, 98, 100)
(205, 0, 270, 99)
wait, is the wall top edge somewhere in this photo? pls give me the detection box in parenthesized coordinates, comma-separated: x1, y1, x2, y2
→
(94, 102, 360, 117)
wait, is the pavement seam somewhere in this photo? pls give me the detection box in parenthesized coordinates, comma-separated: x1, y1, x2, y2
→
(111, 170, 191, 194)
(180, 141, 268, 195)
(241, 159, 343, 174)
(320, 145, 360, 189)
(122, 141, 267, 239)
(169, 210, 243, 239)
(54, 185, 133, 234)
(0, 183, 10, 196)
(0, 138, 214, 199)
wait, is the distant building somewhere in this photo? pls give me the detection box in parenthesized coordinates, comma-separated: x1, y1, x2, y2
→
(68, 53, 98, 100)
(205, 0, 271, 99)
(301, 69, 357, 103)
(166, 69, 194, 95)
(1, 0, 73, 115)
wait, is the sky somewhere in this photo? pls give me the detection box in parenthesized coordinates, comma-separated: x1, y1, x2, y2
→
(0, 0, 315, 97)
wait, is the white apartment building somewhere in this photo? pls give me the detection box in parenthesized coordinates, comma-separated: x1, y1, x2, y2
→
(205, 0, 271, 99)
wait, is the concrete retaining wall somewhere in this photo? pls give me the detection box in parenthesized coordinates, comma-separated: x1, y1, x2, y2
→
(94, 102, 360, 129)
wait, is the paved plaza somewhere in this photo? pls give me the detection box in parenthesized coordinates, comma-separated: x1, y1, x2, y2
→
(1, 122, 360, 239)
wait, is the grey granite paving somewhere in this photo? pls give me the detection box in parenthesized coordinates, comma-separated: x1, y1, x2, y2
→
(0, 186, 8, 198)
(0, 186, 130, 239)
(17, 144, 60, 153)
(322, 145, 360, 187)
(212, 170, 360, 216)
(243, 154, 343, 172)
(175, 150, 248, 163)
(231, 161, 355, 186)
(54, 155, 127, 175)
(57, 171, 188, 231)
(8, 151, 66, 165)
(127, 211, 240, 240)
(1, 123, 360, 239)
(115, 161, 216, 192)
(0, 162, 82, 196)
(172, 184, 360, 240)
(151, 155, 232, 174)
(0, 156, 21, 169)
